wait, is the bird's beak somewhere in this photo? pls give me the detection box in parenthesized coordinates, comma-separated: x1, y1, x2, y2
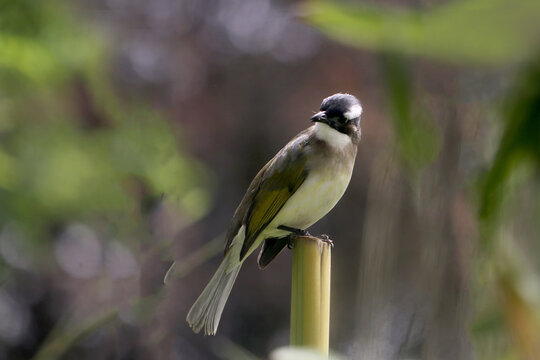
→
(310, 111, 327, 123)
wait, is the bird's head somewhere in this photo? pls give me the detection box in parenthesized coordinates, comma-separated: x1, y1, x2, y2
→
(310, 93, 362, 138)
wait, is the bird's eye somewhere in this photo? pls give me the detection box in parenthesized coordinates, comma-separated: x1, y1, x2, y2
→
(324, 108, 336, 116)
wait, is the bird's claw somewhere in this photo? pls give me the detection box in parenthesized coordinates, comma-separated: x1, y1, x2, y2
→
(319, 234, 334, 247)
(287, 236, 295, 249)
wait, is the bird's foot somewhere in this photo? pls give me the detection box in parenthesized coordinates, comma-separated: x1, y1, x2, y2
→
(286, 235, 295, 249)
(278, 225, 311, 237)
(279, 225, 311, 249)
(318, 234, 334, 247)
(278, 226, 333, 248)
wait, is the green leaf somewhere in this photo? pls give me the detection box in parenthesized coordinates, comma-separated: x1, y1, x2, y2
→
(380, 55, 441, 176)
(478, 56, 540, 240)
(303, 0, 540, 65)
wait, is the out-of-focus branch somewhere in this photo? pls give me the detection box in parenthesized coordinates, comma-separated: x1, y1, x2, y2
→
(164, 233, 224, 284)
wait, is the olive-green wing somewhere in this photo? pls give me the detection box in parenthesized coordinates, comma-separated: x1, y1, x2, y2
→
(240, 144, 309, 260)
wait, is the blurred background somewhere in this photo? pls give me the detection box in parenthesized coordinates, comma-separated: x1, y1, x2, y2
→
(1, 0, 540, 359)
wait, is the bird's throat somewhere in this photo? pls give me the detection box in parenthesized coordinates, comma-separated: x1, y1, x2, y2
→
(313, 122, 351, 149)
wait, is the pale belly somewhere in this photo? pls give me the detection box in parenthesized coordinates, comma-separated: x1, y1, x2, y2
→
(228, 166, 353, 268)
(262, 164, 353, 239)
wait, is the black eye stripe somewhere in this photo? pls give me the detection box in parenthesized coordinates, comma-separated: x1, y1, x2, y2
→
(327, 113, 347, 124)
(325, 109, 341, 118)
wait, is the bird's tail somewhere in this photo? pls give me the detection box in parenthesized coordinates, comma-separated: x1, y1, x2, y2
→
(186, 253, 241, 335)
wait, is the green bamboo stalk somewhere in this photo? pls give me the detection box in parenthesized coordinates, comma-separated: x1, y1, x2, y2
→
(290, 236, 321, 348)
(290, 235, 332, 356)
(320, 242, 331, 354)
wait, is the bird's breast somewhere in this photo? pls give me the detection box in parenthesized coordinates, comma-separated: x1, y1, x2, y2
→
(267, 160, 353, 233)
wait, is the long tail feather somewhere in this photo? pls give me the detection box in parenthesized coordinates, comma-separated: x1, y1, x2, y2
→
(186, 254, 241, 335)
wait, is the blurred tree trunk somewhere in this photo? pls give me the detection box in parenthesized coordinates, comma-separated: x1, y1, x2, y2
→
(354, 72, 473, 359)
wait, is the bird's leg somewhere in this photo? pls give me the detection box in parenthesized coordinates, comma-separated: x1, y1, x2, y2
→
(278, 226, 334, 248)
(278, 225, 312, 249)
(278, 225, 311, 237)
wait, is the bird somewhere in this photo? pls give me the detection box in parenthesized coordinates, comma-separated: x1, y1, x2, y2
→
(185, 93, 363, 335)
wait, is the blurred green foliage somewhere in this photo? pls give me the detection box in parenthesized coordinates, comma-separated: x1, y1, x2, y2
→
(0, 0, 210, 246)
(379, 55, 441, 177)
(304, 0, 540, 65)
(0, 0, 101, 83)
(479, 57, 540, 231)
(0, 3, 212, 356)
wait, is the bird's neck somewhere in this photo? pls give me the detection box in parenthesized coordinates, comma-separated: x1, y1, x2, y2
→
(313, 122, 352, 149)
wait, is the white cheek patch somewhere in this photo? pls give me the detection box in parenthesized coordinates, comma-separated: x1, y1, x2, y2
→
(344, 104, 363, 120)
(313, 122, 351, 149)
